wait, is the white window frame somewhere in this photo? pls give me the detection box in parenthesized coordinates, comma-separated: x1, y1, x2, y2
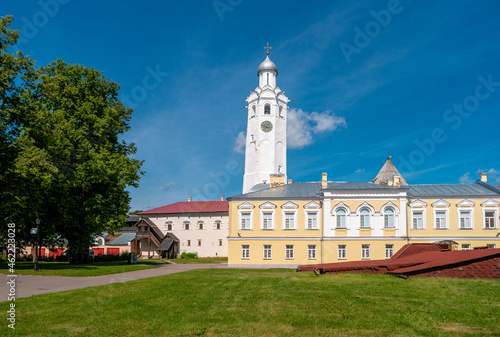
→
(308, 245, 316, 260)
(241, 245, 250, 259)
(336, 208, 347, 228)
(197, 221, 204, 230)
(260, 202, 276, 231)
(183, 221, 190, 231)
(383, 208, 395, 228)
(359, 209, 371, 228)
(197, 239, 202, 247)
(165, 221, 173, 231)
(332, 202, 351, 229)
(481, 199, 499, 229)
(261, 211, 274, 230)
(285, 245, 294, 260)
(238, 202, 255, 231)
(433, 210, 448, 230)
(461, 244, 471, 250)
(214, 221, 222, 230)
(305, 211, 319, 230)
(385, 244, 394, 259)
(432, 199, 450, 230)
(411, 210, 425, 230)
(410, 199, 427, 230)
(281, 201, 298, 230)
(361, 244, 370, 259)
(304, 201, 321, 231)
(218, 239, 223, 246)
(458, 209, 473, 230)
(338, 245, 346, 260)
(263, 245, 272, 260)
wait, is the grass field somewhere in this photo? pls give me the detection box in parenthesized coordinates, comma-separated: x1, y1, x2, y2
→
(1, 269, 499, 336)
(0, 260, 169, 277)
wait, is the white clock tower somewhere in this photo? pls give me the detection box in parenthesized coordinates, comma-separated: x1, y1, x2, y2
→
(242, 45, 289, 194)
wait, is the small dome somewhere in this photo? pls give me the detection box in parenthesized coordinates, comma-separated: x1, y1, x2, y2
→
(257, 55, 278, 76)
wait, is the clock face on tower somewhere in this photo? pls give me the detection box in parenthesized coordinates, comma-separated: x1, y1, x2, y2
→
(261, 121, 273, 133)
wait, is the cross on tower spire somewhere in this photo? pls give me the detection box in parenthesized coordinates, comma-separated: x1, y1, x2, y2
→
(264, 42, 272, 55)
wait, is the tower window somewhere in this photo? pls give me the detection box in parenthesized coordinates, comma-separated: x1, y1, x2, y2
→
(264, 104, 270, 114)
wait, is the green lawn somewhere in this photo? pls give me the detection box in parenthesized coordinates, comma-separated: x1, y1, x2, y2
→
(167, 257, 228, 264)
(0, 259, 169, 277)
(1, 269, 499, 336)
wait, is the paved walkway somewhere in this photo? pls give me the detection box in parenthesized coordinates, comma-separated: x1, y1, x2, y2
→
(1, 263, 227, 299)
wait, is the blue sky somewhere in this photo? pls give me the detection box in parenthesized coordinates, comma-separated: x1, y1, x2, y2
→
(4, 0, 500, 212)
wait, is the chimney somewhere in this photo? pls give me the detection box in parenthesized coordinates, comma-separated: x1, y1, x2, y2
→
(287, 179, 293, 184)
(321, 172, 328, 189)
(387, 179, 394, 187)
(220, 195, 224, 201)
(188, 196, 192, 202)
(480, 173, 487, 182)
(270, 174, 285, 188)
(393, 175, 400, 187)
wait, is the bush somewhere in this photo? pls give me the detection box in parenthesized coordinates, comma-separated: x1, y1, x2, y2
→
(180, 252, 198, 259)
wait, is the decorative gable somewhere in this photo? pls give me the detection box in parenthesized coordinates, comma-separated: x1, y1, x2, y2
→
(332, 201, 350, 214)
(304, 201, 321, 209)
(456, 199, 475, 208)
(260, 201, 277, 209)
(409, 199, 427, 208)
(281, 201, 298, 209)
(356, 201, 375, 213)
(481, 199, 499, 207)
(432, 199, 451, 208)
(238, 202, 255, 209)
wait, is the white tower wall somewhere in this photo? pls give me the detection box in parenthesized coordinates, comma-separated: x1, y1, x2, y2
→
(243, 55, 289, 194)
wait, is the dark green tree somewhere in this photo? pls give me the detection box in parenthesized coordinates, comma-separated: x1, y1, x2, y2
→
(0, 16, 144, 262)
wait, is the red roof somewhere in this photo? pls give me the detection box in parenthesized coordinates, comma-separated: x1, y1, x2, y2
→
(138, 201, 228, 215)
(298, 244, 500, 278)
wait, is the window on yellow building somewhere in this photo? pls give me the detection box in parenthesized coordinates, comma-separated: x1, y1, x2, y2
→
(308, 245, 316, 260)
(263, 245, 272, 259)
(459, 211, 472, 229)
(360, 209, 370, 228)
(385, 244, 394, 259)
(338, 245, 346, 259)
(384, 208, 394, 228)
(262, 212, 273, 230)
(336, 209, 346, 228)
(284, 212, 295, 230)
(285, 245, 294, 259)
(361, 244, 370, 259)
(241, 245, 250, 259)
(484, 211, 496, 229)
(241, 212, 251, 230)
(412, 211, 423, 229)
(306, 212, 318, 230)
(434, 211, 447, 229)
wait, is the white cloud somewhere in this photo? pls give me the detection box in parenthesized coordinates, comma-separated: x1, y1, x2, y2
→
(287, 108, 346, 149)
(162, 181, 178, 193)
(459, 172, 474, 184)
(233, 131, 246, 154)
(355, 168, 365, 174)
(476, 168, 500, 183)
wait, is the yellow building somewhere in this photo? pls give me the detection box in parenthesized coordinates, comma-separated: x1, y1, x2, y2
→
(227, 159, 500, 267)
